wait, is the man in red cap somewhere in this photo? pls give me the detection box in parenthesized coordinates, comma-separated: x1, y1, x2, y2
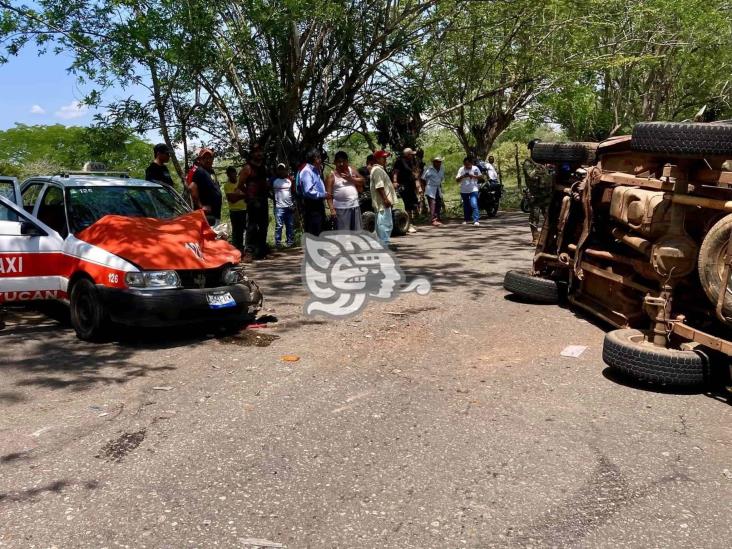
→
(369, 150, 397, 248)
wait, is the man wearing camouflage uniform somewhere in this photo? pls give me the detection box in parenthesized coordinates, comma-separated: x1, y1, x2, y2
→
(522, 139, 554, 245)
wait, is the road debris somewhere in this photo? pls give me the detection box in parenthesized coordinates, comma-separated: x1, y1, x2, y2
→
(238, 539, 285, 548)
(560, 345, 588, 358)
(281, 355, 300, 362)
(153, 386, 174, 391)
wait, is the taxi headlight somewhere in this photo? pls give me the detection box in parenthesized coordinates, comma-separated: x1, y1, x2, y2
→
(125, 270, 181, 289)
(222, 266, 246, 285)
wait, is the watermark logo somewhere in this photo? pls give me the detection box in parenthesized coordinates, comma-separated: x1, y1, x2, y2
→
(302, 231, 431, 318)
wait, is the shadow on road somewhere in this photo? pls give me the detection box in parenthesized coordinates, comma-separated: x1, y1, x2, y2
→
(1, 212, 534, 391)
(0, 311, 190, 392)
(0, 478, 98, 504)
(602, 367, 732, 405)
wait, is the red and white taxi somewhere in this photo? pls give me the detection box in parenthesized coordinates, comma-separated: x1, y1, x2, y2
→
(0, 173, 262, 340)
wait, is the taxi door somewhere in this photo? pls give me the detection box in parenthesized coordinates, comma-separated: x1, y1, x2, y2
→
(0, 194, 66, 303)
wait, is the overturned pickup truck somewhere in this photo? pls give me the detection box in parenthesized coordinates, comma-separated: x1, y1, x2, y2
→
(504, 122, 732, 386)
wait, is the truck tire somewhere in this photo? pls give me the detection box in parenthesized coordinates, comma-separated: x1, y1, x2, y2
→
(602, 329, 707, 386)
(531, 142, 592, 165)
(392, 209, 409, 236)
(362, 211, 376, 233)
(503, 270, 560, 303)
(631, 122, 732, 156)
(70, 277, 109, 341)
(698, 213, 732, 322)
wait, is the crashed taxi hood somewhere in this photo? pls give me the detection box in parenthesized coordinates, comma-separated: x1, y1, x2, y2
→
(76, 210, 241, 270)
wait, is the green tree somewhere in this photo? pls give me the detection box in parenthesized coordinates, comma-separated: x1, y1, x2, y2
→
(1, 0, 439, 168)
(0, 124, 152, 178)
(374, 79, 427, 151)
(420, 0, 582, 158)
(545, 0, 732, 140)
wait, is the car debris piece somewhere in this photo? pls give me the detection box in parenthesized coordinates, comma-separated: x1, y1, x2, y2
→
(238, 539, 285, 548)
(152, 386, 174, 391)
(560, 345, 588, 358)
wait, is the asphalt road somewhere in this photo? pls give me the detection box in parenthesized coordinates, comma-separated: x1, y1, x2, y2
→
(1, 213, 731, 548)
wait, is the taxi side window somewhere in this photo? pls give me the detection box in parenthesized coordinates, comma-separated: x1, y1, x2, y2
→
(0, 181, 17, 205)
(0, 200, 19, 225)
(22, 183, 44, 213)
(37, 185, 68, 237)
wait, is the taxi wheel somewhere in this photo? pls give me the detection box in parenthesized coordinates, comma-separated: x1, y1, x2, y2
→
(70, 278, 108, 341)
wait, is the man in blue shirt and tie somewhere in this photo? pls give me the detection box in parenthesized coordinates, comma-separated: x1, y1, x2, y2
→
(298, 149, 327, 235)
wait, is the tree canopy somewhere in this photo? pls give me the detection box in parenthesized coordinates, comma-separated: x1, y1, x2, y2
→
(0, 124, 152, 178)
(1, 0, 731, 163)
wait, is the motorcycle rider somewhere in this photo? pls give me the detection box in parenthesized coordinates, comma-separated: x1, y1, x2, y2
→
(485, 155, 500, 184)
(522, 139, 554, 245)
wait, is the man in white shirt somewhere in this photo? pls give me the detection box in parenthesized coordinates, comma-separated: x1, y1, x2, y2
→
(485, 155, 500, 183)
(456, 156, 484, 226)
(422, 156, 445, 226)
(272, 163, 295, 247)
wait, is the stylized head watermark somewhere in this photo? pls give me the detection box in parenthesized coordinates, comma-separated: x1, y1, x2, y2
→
(302, 231, 431, 318)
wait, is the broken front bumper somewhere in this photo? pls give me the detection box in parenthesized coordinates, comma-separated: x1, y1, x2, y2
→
(98, 281, 263, 327)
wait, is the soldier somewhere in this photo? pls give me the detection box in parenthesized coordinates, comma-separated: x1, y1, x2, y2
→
(522, 139, 554, 245)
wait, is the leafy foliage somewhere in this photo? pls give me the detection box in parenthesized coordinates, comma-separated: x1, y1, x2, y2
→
(1, 0, 730, 166)
(0, 124, 152, 178)
(545, 0, 732, 140)
(374, 84, 427, 151)
(420, 0, 582, 157)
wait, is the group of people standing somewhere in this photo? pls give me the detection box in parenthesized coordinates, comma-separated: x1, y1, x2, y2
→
(293, 147, 397, 248)
(144, 140, 506, 258)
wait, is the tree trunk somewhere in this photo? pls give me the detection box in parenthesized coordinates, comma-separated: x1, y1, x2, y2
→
(470, 114, 513, 159)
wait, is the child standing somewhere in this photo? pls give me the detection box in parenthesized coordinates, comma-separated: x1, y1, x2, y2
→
(272, 163, 295, 247)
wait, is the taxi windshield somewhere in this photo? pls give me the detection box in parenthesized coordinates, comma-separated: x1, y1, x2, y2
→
(66, 185, 189, 233)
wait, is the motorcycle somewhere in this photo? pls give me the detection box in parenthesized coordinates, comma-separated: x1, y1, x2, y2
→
(475, 160, 503, 217)
(478, 179, 503, 217)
